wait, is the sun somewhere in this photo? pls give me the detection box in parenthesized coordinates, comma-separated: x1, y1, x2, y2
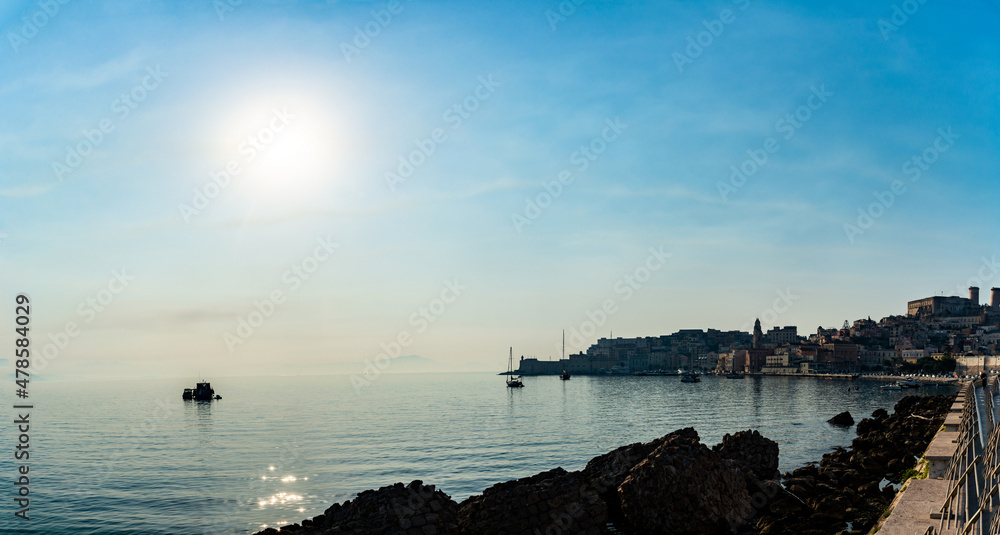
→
(243, 108, 336, 200)
(212, 94, 345, 206)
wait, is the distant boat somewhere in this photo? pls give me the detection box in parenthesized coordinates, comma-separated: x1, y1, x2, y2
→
(558, 331, 570, 380)
(880, 382, 903, 390)
(506, 347, 524, 388)
(681, 358, 700, 383)
(725, 373, 743, 379)
(183, 381, 221, 400)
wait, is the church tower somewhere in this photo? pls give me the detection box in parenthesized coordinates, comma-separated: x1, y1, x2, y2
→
(752, 318, 763, 349)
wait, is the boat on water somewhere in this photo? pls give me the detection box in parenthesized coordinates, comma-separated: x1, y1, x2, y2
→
(680, 359, 701, 383)
(600, 364, 630, 375)
(182, 381, 221, 400)
(724, 373, 743, 379)
(558, 332, 570, 380)
(880, 382, 903, 390)
(506, 347, 524, 388)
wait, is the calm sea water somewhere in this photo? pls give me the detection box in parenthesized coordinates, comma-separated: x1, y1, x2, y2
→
(1, 373, 956, 534)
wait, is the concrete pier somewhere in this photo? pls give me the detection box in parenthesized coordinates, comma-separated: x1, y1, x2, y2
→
(873, 379, 1000, 535)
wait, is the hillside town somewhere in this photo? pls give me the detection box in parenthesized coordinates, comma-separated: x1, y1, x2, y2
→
(515, 287, 1000, 377)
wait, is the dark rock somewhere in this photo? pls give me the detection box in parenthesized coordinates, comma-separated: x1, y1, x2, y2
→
(828, 411, 855, 426)
(456, 467, 606, 535)
(617, 428, 755, 534)
(580, 432, 673, 491)
(252, 480, 460, 535)
(713, 429, 781, 482)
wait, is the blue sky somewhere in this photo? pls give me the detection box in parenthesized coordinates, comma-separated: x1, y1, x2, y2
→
(1, 0, 997, 380)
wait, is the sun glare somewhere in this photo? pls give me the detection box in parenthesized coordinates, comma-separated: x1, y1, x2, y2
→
(212, 93, 346, 207)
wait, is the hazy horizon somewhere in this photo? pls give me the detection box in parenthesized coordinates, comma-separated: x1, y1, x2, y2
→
(1, 1, 997, 381)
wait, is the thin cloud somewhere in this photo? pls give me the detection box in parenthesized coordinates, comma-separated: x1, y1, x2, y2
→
(0, 182, 54, 198)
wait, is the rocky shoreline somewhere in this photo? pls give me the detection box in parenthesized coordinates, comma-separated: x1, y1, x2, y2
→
(252, 394, 953, 535)
(755, 394, 954, 534)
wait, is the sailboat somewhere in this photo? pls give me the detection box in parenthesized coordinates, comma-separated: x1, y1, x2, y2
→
(559, 330, 570, 380)
(506, 347, 524, 388)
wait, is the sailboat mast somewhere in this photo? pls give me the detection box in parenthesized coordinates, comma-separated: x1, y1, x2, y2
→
(562, 329, 565, 360)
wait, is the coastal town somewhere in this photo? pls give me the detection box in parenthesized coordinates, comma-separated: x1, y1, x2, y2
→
(514, 287, 1000, 377)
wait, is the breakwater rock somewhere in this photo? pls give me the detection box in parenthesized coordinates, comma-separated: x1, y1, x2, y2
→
(255, 480, 460, 535)
(755, 394, 954, 535)
(253, 427, 779, 535)
(827, 411, 855, 427)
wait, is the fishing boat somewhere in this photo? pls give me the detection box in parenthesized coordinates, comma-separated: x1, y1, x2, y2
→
(506, 347, 524, 388)
(680, 372, 701, 383)
(680, 357, 700, 383)
(182, 381, 221, 400)
(880, 382, 903, 390)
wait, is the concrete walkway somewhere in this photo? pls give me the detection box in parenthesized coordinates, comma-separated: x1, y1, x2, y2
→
(876, 478, 955, 535)
(872, 385, 968, 535)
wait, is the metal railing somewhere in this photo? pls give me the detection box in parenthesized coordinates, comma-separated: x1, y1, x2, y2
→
(939, 377, 1000, 535)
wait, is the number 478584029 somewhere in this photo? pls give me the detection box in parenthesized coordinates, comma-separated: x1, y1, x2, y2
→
(14, 294, 30, 397)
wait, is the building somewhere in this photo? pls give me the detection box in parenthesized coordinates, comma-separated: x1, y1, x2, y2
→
(859, 348, 896, 368)
(516, 356, 563, 375)
(901, 348, 930, 363)
(764, 326, 798, 345)
(818, 343, 859, 372)
(908, 287, 982, 317)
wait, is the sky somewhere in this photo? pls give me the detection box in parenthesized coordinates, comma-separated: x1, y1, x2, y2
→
(0, 0, 998, 380)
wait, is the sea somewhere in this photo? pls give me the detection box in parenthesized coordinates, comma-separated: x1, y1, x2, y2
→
(0, 373, 957, 534)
